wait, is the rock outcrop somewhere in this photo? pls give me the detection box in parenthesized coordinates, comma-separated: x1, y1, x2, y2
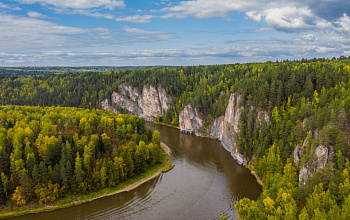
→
(295, 132, 334, 183)
(223, 93, 242, 133)
(119, 83, 139, 102)
(101, 99, 120, 115)
(218, 94, 248, 165)
(138, 85, 171, 121)
(101, 84, 171, 121)
(299, 167, 313, 184)
(179, 105, 204, 133)
(158, 86, 171, 113)
(208, 116, 225, 140)
(315, 145, 329, 171)
(179, 93, 265, 165)
(111, 92, 143, 116)
(293, 134, 310, 165)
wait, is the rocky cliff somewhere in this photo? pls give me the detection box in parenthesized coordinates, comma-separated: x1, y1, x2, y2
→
(111, 91, 143, 116)
(119, 83, 139, 102)
(101, 99, 120, 115)
(179, 93, 268, 165)
(101, 83, 171, 121)
(179, 105, 204, 133)
(216, 93, 248, 165)
(138, 85, 171, 121)
(294, 132, 335, 184)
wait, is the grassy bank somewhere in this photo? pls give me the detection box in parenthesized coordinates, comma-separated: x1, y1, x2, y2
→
(0, 145, 172, 219)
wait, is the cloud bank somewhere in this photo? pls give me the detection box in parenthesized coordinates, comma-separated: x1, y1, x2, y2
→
(160, 0, 350, 35)
(14, 0, 125, 9)
(1, 0, 350, 66)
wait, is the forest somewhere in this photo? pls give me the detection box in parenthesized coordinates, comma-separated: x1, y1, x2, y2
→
(1, 57, 350, 219)
(0, 105, 164, 207)
(0, 66, 164, 76)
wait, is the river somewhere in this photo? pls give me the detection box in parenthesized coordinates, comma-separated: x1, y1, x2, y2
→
(10, 124, 261, 220)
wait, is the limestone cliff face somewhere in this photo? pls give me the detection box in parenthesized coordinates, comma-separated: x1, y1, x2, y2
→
(299, 167, 312, 184)
(158, 86, 171, 113)
(315, 145, 332, 171)
(119, 83, 139, 102)
(101, 84, 171, 121)
(178, 93, 266, 165)
(112, 92, 143, 116)
(101, 99, 120, 115)
(293, 133, 310, 165)
(138, 85, 165, 121)
(224, 93, 242, 133)
(219, 93, 248, 165)
(179, 105, 204, 133)
(295, 132, 334, 184)
(208, 116, 225, 140)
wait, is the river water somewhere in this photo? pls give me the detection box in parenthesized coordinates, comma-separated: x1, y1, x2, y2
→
(10, 124, 261, 220)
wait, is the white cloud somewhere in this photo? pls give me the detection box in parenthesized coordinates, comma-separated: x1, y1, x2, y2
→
(263, 6, 315, 31)
(300, 34, 316, 41)
(316, 47, 338, 54)
(0, 13, 113, 50)
(335, 13, 350, 33)
(0, 2, 21, 11)
(122, 26, 175, 40)
(64, 10, 154, 23)
(2, 33, 350, 66)
(245, 11, 262, 22)
(160, 0, 267, 19)
(116, 15, 154, 23)
(159, 0, 350, 35)
(15, 0, 125, 9)
(27, 11, 47, 18)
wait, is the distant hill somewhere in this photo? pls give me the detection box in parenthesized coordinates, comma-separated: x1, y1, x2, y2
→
(0, 66, 167, 76)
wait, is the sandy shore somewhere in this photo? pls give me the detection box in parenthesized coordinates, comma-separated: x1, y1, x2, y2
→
(250, 170, 263, 186)
(161, 142, 171, 155)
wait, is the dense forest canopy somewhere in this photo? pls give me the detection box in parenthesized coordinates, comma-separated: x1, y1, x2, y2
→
(1, 57, 350, 218)
(0, 105, 164, 206)
(1, 58, 349, 118)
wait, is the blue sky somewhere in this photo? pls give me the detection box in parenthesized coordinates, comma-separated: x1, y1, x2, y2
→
(0, 0, 350, 66)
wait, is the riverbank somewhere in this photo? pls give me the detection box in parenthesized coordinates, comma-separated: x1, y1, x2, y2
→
(0, 143, 172, 219)
(250, 170, 263, 186)
(155, 122, 261, 186)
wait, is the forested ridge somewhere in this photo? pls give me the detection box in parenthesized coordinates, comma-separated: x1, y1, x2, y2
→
(1, 57, 350, 218)
(0, 105, 164, 207)
(0, 66, 164, 76)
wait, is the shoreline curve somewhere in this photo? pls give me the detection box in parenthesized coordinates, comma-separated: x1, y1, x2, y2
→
(88, 142, 172, 199)
(0, 142, 172, 219)
(77, 142, 172, 201)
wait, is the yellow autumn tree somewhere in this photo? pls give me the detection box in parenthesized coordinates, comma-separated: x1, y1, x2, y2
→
(12, 186, 26, 206)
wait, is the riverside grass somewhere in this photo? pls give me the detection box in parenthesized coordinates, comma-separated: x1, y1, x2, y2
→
(0, 144, 172, 219)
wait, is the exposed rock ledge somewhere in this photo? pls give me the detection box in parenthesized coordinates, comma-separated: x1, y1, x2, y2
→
(179, 93, 269, 165)
(102, 84, 171, 121)
(294, 132, 334, 184)
(179, 104, 203, 134)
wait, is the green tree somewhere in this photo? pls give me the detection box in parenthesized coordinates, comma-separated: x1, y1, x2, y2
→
(152, 130, 161, 147)
(0, 174, 6, 205)
(74, 152, 84, 185)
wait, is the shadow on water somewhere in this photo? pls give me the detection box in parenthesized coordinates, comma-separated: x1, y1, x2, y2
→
(10, 124, 261, 220)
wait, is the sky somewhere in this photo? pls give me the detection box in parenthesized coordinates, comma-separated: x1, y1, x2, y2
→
(0, 0, 350, 66)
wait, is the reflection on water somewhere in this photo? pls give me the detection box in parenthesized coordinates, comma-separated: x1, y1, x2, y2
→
(10, 124, 261, 220)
